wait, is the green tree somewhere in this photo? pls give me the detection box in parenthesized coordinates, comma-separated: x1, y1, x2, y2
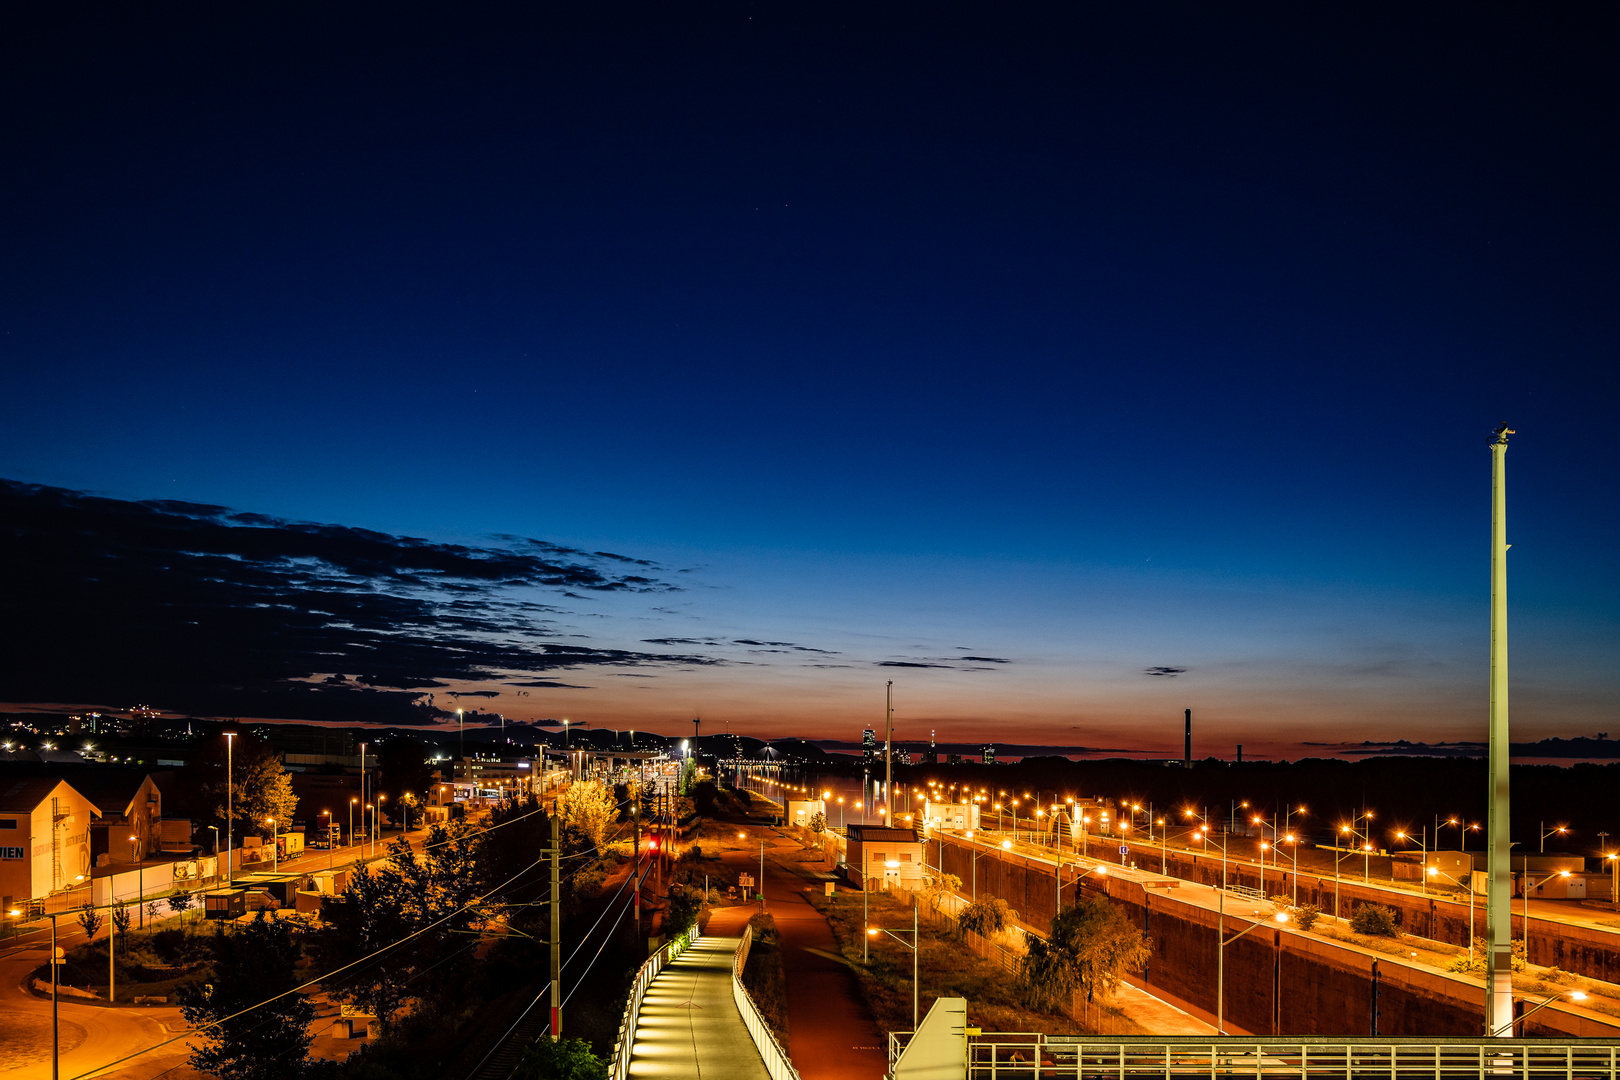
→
(375, 735, 436, 814)
(807, 810, 826, 835)
(77, 901, 103, 940)
(958, 897, 1015, 939)
(111, 900, 132, 945)
(1017, 894, 1151, 1011)
(558, 780, 617, 849)
(182, 911, 315, 1080)
(922, 872, 962, 912)
(169, 887, 195, 927)
(313, 824, 484, 1029)
(513, 1036, 606, 1080)
(184, 732, 298, 840)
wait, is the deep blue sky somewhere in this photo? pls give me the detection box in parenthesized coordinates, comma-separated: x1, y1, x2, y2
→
(3, 5, 1616, 754)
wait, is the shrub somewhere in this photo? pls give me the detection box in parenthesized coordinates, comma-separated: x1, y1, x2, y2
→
(77, 901, 103, 940)
(1349, 904, 1400, 937)
(1293, 904, 1321, 930)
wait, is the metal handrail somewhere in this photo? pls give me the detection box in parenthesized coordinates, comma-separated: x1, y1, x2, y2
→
(964, 1034, 1620, 1079)
(607, 928, 690, 1080)
(733, 923, 803, 1080)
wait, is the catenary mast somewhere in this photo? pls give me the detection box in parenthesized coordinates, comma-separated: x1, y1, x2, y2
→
(1485, 424, 1515, 1036)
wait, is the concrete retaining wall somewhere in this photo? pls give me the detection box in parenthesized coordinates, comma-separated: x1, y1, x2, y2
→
(935, 836, 1620, 1038)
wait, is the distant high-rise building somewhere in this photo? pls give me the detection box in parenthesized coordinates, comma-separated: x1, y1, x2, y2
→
(927, 728, 938, 764)
(862, 728, 876, 765)
(981, 745, 996, 765)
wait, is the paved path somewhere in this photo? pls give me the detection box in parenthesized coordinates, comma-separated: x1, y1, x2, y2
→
(754, 842, 890, 1080)
(627, 909, 770, 1080)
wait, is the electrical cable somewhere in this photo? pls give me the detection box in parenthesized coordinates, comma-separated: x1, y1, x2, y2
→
(68, 852, 548, 1080)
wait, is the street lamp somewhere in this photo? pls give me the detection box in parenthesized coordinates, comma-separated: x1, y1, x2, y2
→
(365, 804, 374, 857)
(224, 731, 235, 888)
(128, 834, 143, 928)
(349, 797, 358, 851)
(1539, 823, 1568, 854)
(1429, 866, 1477, 963)
(1488, 990, 1587, 1038)
(376, 794, 387, 852)
(866, 903, 921, 1030)
(320, 810, 333, 869)
(1219, 909, 1290, 1034)
(1059, 861, 1107, 914)
(266, 817, 278, 872)
(1524, 870, 1572, 953)
(1395, 829, 1428, 896)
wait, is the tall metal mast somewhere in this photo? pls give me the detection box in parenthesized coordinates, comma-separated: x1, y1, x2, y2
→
(1485, 424, 1515, 1037)
(884, 681, 893, 826)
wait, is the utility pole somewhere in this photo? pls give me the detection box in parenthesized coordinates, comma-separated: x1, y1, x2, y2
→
(1485, 424, 1515, 1038)
(550, 815, 561, 1040)
(884, 681, 893, 826)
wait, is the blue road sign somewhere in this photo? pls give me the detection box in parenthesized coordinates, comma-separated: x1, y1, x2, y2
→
(1118, 844, 1129, 855)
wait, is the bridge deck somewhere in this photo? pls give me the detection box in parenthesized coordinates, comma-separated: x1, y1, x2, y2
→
(627, 933, 770, 1080)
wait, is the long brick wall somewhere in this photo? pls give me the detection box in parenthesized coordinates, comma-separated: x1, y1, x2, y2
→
(933, 835, 1620, 1038)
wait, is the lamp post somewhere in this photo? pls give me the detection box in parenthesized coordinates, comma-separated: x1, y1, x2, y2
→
(1524, 870, 1571, 954)
(1539, 823, 1567, 854)
(376, 794, 387, 852)
(1396, 829, 1428, 896)
(1284, 832, 1300, 906)
(1430, 867, 1477, 964)
(866, 904, 920, 1030)
(129, 834, 143, 928)
(267, 817, 278, 872)
(365, 804, 374, 857)
(1219, 910, 1290, 1034)
(349, 797, 358, 852)
(320, 810, 332, 869)
(224, 731, 235, 888)
(1059, 861, 1107, 915)
(1488, 991, 1588, 1038)
(207, 826, 220, 883)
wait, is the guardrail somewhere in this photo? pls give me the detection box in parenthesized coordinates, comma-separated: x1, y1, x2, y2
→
(964, 1034, 1620, 1079)
(733, 923, 802, 1080)
(607, 928, 691, 1080)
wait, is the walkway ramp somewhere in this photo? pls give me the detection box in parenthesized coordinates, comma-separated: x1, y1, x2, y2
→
(628, 933, 771, 1080)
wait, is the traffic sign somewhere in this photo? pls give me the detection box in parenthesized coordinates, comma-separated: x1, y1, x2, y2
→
(1118, 844, 1129, 855)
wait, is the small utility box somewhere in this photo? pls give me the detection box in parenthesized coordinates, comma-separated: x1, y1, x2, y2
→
(204, 889, 247, 920)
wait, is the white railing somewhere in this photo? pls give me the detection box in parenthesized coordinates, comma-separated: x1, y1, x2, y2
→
(965, 1035, 1620, 1079)
(733, 923, 803, 1080)
(607, 928, 690, 1080)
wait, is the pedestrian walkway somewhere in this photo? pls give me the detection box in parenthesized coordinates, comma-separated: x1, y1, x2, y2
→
(627, 914, 770, 1080)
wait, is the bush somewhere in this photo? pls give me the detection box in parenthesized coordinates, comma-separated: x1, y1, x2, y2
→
(513, 1036, 606, 1080)
(1448, 936, 1526, 974)
(1349, 904, 1400, 937)
(1293, 904, 1321, 930)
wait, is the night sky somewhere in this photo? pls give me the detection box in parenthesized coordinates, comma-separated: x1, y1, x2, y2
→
(3, 5, 1616, 757)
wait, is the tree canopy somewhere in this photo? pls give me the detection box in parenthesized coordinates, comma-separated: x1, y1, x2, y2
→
(1017, 894, 1151, 1012)
(181, 911, 316, 1080)
(182, 731, 298, 839)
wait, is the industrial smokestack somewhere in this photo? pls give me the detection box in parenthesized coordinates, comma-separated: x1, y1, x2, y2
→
(1237, 744, 1243, 763)
(1184, 709, 1191, 767)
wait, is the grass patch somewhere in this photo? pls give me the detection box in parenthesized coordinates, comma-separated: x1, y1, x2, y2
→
(57, 923, 214, 1003)
(741, 913, 790, 1047)
(807, 888, 1094, 1036)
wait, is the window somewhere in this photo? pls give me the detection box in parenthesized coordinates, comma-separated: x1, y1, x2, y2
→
(872, 851, 885, 863)
(900, 852, 911, 862)
(0, 819, 15, 830)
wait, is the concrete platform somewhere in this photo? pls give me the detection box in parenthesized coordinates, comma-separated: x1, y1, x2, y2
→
(627, 932, 770, 1080)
